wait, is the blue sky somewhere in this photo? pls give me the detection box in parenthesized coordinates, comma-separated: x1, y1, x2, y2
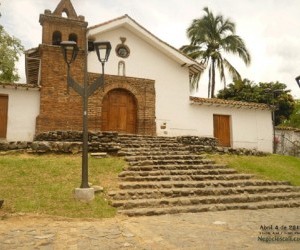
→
(1, 0, 300, 98)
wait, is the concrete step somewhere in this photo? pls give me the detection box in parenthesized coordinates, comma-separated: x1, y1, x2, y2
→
(118, 199, 300, 216)
(112, 192, 300, 210)
(119, 179, 291, 190)
(126, 163, 226, 171)
(109, 185, 300, 200)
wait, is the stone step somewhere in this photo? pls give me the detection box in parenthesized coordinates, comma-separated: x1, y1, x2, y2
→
(119, 168, 238, 177)
(109, 185, 300, 200)
(119, 173, 253, 182)
(124, 154, 205, 162)
(118, 199, 300, 216)
(119, 143, 188, 148)
(118, 135, 177, 141)
(126, 163, 227, 171)
(111, 192, 300, 210)
(118, 149, 191, 156)
(119, 179, 291, 190)
(128, 159, 215, 166)
(119, 142, 181, 147)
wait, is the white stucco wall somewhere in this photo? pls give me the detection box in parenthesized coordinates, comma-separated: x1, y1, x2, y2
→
(0, 87, 40, 141)
(87, 26, 273, 153)
(88, 27, 194, 135)
(188, 104, 273, 152)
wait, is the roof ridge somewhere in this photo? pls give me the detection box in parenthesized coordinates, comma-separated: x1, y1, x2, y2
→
(88, 14, 204, 69)
(87, 14, 128, 31)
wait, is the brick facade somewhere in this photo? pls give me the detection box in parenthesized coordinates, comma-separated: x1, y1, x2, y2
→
(36, 0, 156, 136)
(36, 61, 156, 135)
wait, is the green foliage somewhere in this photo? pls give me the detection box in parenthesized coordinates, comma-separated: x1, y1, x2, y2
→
(217, 78, 295, 125)
(0, 23, 24, 82)
(180, 7, 251, 97)
(281, 100, 300, 128)
(0, 154, 125, 218)
(212, 154, 300, 186)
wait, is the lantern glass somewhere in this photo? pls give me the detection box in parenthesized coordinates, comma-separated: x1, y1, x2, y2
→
(60, 41, 79, 65)
(94, 41, 112, 63)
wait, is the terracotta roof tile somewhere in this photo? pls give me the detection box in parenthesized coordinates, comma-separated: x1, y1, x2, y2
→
(190, 97, 271, 110)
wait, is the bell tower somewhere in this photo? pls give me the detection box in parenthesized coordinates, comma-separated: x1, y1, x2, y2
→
(36, 0, 88, 133)
(39, 0, 87, 49)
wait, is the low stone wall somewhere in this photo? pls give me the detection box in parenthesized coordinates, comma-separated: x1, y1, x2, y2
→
(177, 136, 267, 156)
(0, 131, 267, 156)
(0, 132, 121, 154)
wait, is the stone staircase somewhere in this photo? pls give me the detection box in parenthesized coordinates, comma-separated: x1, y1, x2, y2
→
(109, 136, 300, 216)
(108, 135, 300, 216)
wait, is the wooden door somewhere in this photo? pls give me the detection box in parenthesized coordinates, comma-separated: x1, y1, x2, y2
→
(102, 89, 137, 134)
(0, 95, 8, 139)
(213, 115, 231, 147)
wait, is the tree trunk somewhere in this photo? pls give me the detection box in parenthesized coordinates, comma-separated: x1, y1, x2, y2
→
(211, 59, 216, 98)
(208, 64, 212, 98)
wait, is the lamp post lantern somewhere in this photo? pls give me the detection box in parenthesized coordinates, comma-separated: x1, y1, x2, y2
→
(61, 40, 111, 200)
(296, 76, 300, 88)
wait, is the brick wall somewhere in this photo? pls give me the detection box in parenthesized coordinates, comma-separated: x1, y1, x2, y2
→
(36, 45, 156, 135)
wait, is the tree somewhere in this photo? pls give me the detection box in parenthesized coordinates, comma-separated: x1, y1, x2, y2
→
(281, 100, 300, 128)
(217, 78, 295, 125)
(0, 19, 24, 82)
(180, 7, 251, 97)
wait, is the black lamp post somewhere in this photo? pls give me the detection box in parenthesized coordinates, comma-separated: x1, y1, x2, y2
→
(61, 40, 111, 192)
(264, 88, 283, 154)
(296, 76, 300, 88)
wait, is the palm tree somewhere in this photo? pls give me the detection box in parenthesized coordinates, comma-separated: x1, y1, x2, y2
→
(181, 7, 251, 98)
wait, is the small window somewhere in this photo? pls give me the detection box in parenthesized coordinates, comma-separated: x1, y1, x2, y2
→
(118, 61, 126, 76)
(52, 31, 62, 45)
(69, 33, 78, 43)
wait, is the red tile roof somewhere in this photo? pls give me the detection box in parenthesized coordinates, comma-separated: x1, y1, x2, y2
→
(190, 97, 271, 110)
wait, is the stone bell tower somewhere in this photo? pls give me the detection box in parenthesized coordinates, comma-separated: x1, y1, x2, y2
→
(36, 0, 89, 133)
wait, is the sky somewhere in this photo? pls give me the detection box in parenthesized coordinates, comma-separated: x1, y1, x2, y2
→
(1, 0, 300, 98)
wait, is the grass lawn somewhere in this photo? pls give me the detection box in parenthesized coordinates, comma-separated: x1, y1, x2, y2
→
(0, 153, 125, 219)
(211, 154, 300, 186)
(1, 153, 299, 219)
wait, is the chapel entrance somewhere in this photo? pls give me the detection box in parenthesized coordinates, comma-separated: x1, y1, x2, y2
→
(0, 95, 8, 139)
(102, 89, 137, 134)
(213, 114, 231, 147)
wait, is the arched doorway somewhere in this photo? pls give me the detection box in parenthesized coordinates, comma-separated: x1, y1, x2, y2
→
(102, 89, 137, 134)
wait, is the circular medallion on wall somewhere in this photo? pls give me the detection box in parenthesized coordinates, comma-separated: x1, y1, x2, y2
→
(116, 37, 130, 58)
